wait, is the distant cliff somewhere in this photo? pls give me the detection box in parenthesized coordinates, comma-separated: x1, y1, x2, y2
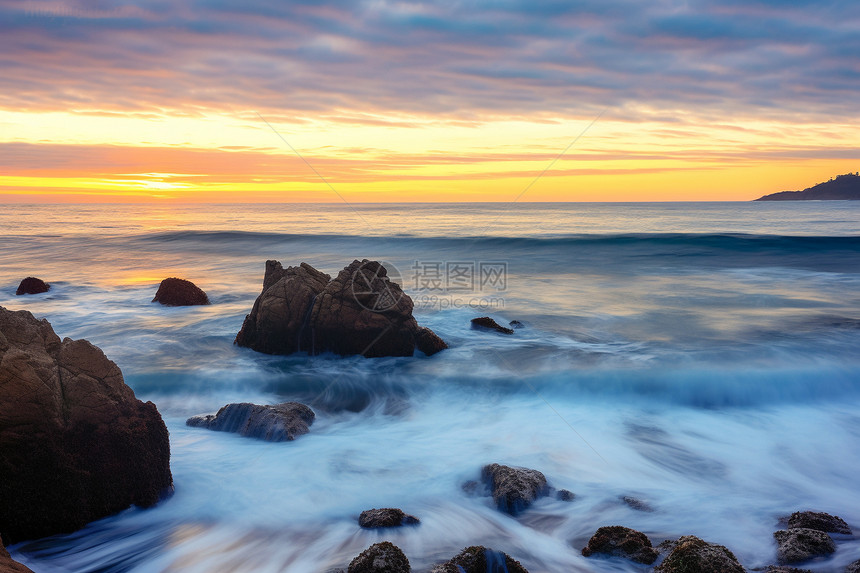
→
(755, 173, 860, 201)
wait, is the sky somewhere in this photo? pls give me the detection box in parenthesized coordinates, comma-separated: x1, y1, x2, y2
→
(1, 0, 858, 202)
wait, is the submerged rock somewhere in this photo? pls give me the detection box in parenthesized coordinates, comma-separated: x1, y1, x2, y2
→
(765, 566, 813, 573)
(846, 559, 860, 573)
(470, 317, 514, 335)
(581, 525, 658, 565)
(15, 277, 49, 296)
(186, 402, 314, 442)
(236, 260, 446, 357)
(431, 546, 529, 573)
(774, 528, 836, 564)
(348, 541, 410, 573)
(621, 495, 654, 512)
(0, 307, 172, 543)
(152, 277, 210, 306)
(480, 463, 548, 515)
(1, 538, 34, 573)
(358, 508, 420, 528)
(655, 535, 744, 573)
(509, 320, 525, 329)
(557, 489, 575, 501)
(786, 511, 851, 534)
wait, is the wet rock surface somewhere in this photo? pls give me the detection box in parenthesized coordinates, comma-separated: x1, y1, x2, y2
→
(621, 495, 654, 512)
(480, 463, 548, 515)
(186, 402, 314, 441)
(470, 316, 514, 335)
(0, 538, 34, 573)
(774, 528, 836, 564)
(846, 559, 860, 573)
(557, 489, 575, 501)
(655, 535, 745, 573)
(348, 541, 410, 573)
(358, 508, 420, 528)
(786, 511, 851, 534)
(152, 277, 210, 306)
(15, 277, 49, 296)
(236, 260, 446, 357)
(0, 307, 173, 543)
(581, 525, 658, 565)
(431, 546, 529, 573)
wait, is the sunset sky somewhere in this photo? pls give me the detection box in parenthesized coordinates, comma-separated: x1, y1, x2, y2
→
(1, 0, 858, 202)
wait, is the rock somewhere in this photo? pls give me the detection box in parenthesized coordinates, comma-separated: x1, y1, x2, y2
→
(358, 508, 419, 528)
(152, 277, 210, 306)
(236, 260, 446, 357)
(480, 463, 548, 515)
(431, 546, 529, 573)
(0, 538, 34, 573)
(581, 525, 658, 564)
(765, 566, 814, 573)
(655, 535, 744, 573)
(846, 559, 860, 573)
(415, 327, 448, 356)
(774, 528, 836, 564)
(348, 541, 410, 573)
(0, 307, 172, 543)
(509, 320, 525, 329)
(557, 489, 575, 501)
(15, 277, 49, 296)
(621, 495, 654, 512)
(186, 402, 314, 442)
(786, 511, 851, 534)
(470, 317, 514, 335)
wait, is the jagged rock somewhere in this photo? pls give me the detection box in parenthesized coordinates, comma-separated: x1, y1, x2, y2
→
(152, 277, 210, 306)
(621, 495, 654, 512)
(235, 260, 446, 357)
(774, 528, 836, 564)
(557, 489, 575, 501)
(186, 402, 314, 442)
(470, 317, 514, 335)
(786, 511, 851, 534)
(348, 541, 410, 573)
(846, 559, 860, 573)
(15, 277, 49, 296)
(655, 536, 744, 573)
(0, 538, 34, 573)
(581, 525, 658, 564)
(480, 463, 548, 515)
(0, 307, 172, 543)
(358, 508, 419, 528)
(431, 546, 528, 573)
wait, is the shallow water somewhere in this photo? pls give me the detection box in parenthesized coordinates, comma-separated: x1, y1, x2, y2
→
(2, 202, 860, 572)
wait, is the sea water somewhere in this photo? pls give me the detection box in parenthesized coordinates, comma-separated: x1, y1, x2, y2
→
(1, 202, 859, 572)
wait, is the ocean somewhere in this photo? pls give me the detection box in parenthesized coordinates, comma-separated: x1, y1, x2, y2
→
(1, 201, 860, 572)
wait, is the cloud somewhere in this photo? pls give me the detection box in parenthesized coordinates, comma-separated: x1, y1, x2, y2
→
(0, 0, 857, 125)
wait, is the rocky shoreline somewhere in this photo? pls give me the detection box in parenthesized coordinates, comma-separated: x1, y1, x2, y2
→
(3, 261, 860, 572)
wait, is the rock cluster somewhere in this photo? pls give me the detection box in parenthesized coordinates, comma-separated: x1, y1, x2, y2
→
(152, 277, 210, 306)
(431, 546, 529, 573)
(235, 260, 447, 357)
(186, 402, 314, 442)
(773, 510, 850, 565)
(0, 307, 172, 543)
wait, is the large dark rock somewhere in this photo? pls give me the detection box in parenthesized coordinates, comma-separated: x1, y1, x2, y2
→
(846, 559, 860, 573)
(581, 525, 658, 565)
(774, 528, 836, 564)
(1, 538, 34, 573)
(480, 463, 548, 515)
(15, 277, 49, 296)
(431, 546, 529, 573)
(348, 541, 410, 573)
(186, 402, 314, 442)
(0, 307, 172, 544)
(358, 508, 419, 528)
(470, 317, 514, 335)
(152, 277, 210, 306)
(786, 511, 851, 534)
(236, 260, 446, 357)
(655, 535, 744, 573)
